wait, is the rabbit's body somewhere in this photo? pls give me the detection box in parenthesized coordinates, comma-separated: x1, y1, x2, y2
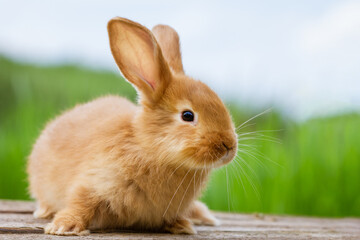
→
(29, 96, 208, 231)
(28, 17, 237, 235)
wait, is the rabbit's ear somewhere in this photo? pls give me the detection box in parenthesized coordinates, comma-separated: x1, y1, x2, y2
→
(108, 17, 171, 103)
(152, 24, 184, 74)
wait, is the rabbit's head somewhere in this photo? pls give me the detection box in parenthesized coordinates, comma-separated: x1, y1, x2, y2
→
(108, 18, 237, 169)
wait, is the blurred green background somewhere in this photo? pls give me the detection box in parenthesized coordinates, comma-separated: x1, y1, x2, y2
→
(1, 56, 359, 217)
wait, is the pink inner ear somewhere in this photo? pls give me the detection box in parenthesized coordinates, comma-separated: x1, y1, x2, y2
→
(130, 51, 158, 91)
(137, 71, 156, 90)
(113, 22, 161, 93)
(135, 32, 159, 91)
(140, 63, 158, 90)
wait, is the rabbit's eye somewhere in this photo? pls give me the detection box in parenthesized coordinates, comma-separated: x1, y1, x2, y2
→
(182, 111, 194, 122)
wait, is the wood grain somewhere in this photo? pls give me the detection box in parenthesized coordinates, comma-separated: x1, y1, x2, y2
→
(1, 200, 359, 239)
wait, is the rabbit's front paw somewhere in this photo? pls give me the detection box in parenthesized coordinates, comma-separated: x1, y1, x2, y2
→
(33, 204, 54, 219)
(165, 218, 197, 234)
(44, 214, 89, 236)
(189, 200, 221, 226)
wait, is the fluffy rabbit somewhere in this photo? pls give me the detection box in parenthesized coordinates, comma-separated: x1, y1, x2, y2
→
(27, 17, 237, 236)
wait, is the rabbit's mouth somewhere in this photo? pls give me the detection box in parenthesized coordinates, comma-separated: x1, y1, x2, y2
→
(212, 145, 237, 168)
(182, 130, 237, 169)
(208, 132, 238, 168)
(199, 139, 237, 169)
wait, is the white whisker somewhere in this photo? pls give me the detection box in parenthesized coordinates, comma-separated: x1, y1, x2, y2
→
(176, 170, 197, 217)
(226, 166, 231, 212)
(168, 160, 186, 181)
(163, 167, 192, 217)
(229, 161, 247, 198)
(233, 158, 261, 201)
(236, 108, 272, 130)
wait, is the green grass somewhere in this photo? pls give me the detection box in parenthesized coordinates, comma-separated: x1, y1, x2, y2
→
(203, 113, 360, 217)
(1, 56, 359, 217)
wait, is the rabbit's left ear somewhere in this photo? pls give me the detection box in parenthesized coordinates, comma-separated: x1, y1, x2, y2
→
(152, 24, 184, 74)
(108, 17, 171, 103)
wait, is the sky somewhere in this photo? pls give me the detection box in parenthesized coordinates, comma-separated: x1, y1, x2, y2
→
(1, 0, 360, 120)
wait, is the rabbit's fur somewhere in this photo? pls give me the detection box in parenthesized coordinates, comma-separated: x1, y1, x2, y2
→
(27, 17, 237, 235)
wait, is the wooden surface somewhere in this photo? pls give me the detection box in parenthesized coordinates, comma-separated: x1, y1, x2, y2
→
(0, 200, 359, 239)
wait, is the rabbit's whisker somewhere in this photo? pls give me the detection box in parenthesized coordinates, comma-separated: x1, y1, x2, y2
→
(175, 169, 197, 218)
(235, 156, 260, 184)
(236, 129, 283, 136)
(168, 160, 187, 181)
(236, 123, 256, 132)
(237, 148, 268, 171)
(236, 108, 272, 131)
(233, 157, 261, 201)
(163, 167, 192, 217)
(225, 166, 231, 212)
(238, 136, 282, 144)
(229, 161, 247, 198)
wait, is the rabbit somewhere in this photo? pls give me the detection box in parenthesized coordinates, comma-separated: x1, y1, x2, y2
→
(27, 17, 238, 236)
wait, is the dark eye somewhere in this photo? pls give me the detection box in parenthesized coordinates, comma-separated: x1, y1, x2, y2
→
(182, 111, 194, 122)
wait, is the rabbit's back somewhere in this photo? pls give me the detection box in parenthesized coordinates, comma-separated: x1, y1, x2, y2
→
(28, 95, 138, 212)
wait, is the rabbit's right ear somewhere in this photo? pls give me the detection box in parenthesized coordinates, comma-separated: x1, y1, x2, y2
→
(108, 17, 171, 104)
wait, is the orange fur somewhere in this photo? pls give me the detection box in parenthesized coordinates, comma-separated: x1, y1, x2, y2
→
(27, 17, 237, 236)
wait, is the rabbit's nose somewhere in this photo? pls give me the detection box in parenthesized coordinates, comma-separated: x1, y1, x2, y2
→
(222, 142, 235, 156)
(222, 142, 231, 151)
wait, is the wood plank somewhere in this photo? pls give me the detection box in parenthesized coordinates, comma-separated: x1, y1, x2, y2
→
(0, 200, 359, 239)
(0, 200, 35, 213)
